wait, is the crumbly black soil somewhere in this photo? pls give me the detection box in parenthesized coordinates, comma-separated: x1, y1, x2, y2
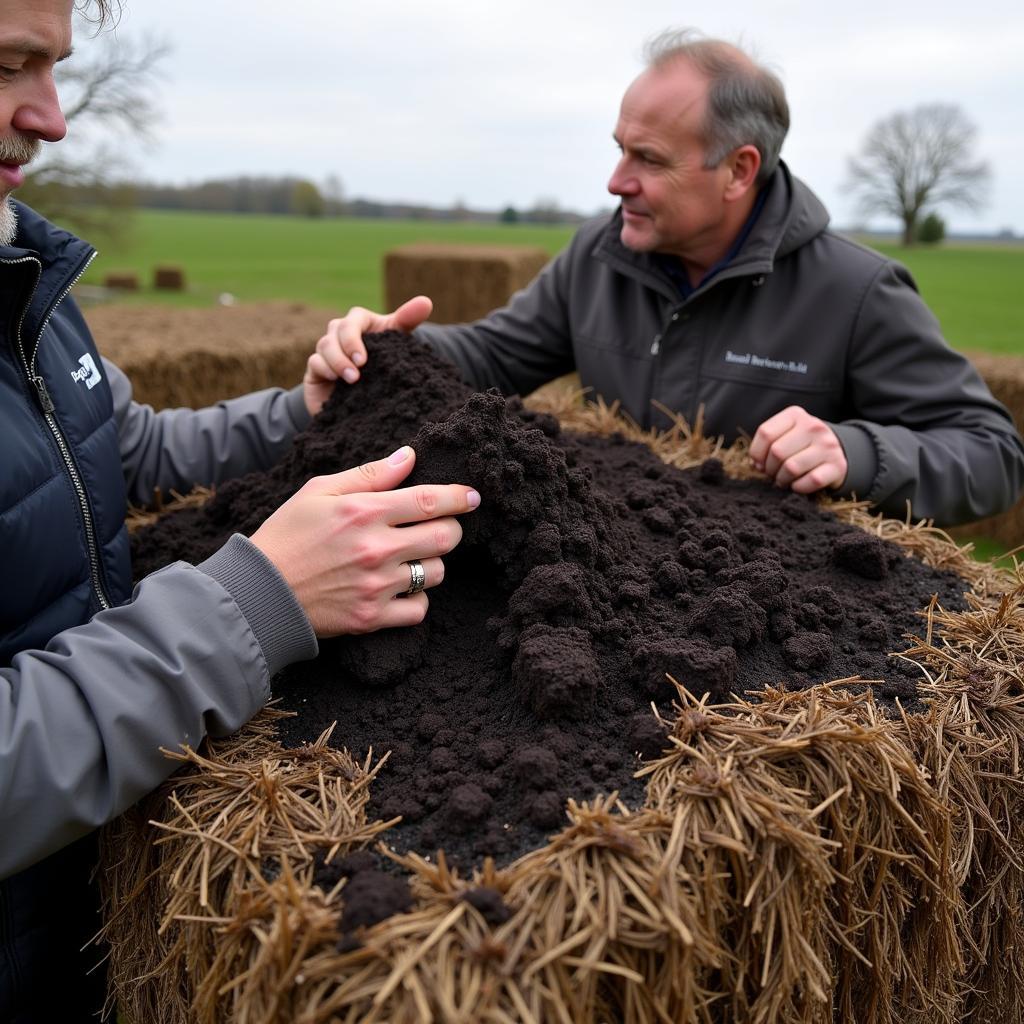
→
(131, 333, 968, 873)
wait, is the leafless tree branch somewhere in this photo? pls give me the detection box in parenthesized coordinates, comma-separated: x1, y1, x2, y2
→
(23, 24, 171, 237)
(845, 103, 990, 245)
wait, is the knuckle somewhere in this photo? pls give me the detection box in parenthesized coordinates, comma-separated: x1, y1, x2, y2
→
(416, 488, 439, 516)
(347, 537, 381, 569)
(358, 573, 386, 600)
(433, 524, 456, 553)
(338, 502, 377, 532)
(350, 603, 378, 632)
(356, 460, 379, 485)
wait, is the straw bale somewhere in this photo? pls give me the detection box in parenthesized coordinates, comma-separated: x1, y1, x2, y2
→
(84, 302, 334, 408)
(154, 265, 187, 291)
(104, 272, 139, 291)
(99, 389, 1024, 1023)
(900, 584, 1024, 1024)
(641, 683, 961, 1024)
(945, 351, 1024, 550)
(384, 244, 549, 325)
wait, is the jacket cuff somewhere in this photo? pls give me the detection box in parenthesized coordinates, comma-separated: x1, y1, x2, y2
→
(285, 384, 313, 432)
(828, 422, 878, 501)
(199, 534, 318, 677)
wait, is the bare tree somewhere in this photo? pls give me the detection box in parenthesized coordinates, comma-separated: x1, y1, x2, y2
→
(20, 25, 171, 236)
(845, 103, 990, 246)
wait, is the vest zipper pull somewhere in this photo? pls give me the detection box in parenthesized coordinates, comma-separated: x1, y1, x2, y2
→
(33, 375, 55, 413)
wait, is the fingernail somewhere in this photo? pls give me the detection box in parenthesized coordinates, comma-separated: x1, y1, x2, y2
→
(342, 368, 358, 384)
(352, 352, 365, 366)
(466, 489, 481, 508)
(388, 445, 412, 465)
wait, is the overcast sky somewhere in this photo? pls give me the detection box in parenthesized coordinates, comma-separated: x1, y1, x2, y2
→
(67, 0, 1024, 233)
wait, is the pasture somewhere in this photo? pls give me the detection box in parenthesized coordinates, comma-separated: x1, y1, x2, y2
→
(80, 210, 575, 313)
(79, 211, 1024, 356)
(869, 241, 1024, 355)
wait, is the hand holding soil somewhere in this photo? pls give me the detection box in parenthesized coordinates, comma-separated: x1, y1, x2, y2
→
(249, 444, 480, 636)
(306, 294, 433, 403)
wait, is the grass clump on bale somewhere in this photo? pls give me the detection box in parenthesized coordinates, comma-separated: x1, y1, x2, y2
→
(100, 340, 1024, 1023)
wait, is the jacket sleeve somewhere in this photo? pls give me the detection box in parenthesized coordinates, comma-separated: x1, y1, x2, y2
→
(0, 534, 317, 880)
(414, 242, 577, 397)
(827, 261, 1024, 526)
(104, 358, 312, 507)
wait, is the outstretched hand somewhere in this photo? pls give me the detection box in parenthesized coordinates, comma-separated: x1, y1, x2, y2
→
(302, 295, 433, 415)
(749, 405, 848, 494)
(250, 445, 479, 636)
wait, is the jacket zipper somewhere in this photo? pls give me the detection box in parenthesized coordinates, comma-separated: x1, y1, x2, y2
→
(4, 250, 112, 612)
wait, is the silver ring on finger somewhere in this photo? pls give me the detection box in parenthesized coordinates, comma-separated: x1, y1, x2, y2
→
(404, 559, 426, 595)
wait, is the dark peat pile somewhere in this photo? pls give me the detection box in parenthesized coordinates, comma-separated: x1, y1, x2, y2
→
(131, 332, 968, 871)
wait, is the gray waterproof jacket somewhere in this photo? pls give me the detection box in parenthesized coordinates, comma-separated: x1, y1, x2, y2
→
(417, 163, 1024, 526)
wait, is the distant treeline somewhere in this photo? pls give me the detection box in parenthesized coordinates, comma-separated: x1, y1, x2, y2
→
(130, 175, 588, 225)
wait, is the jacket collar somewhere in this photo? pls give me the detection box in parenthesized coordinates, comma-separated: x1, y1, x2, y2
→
(591, 161, 831, 300)
(0, 201, 95, 345)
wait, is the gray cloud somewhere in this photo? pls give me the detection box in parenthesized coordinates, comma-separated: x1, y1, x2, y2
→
(79, 0, 1024, 231)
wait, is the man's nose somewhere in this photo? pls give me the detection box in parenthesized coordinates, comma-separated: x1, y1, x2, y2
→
(12, 74, 68, 144)
(607, 159, 636, 196)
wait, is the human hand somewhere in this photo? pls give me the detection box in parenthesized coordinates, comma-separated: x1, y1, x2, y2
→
(302, 295, 434, 415)
(749, 405, 848, 494)
(250, 445, 479, 636)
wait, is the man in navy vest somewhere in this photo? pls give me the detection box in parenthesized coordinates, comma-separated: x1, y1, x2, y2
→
(0, 2, 480, 1018)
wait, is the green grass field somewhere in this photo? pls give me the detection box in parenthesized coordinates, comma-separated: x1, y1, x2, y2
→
(80, 211, 1023, 355)
(868, 241, 1024, 355)
(80, 210, 575, 312)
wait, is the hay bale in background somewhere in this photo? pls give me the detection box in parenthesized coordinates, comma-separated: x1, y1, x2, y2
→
(948, 351, 1024, 551)
(103, 272, 139, 291)
(153, 264, 187, 291)
(83, 301, 333, 408)
(384, 243, 549, 324)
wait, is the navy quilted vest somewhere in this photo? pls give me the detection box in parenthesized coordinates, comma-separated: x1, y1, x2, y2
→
(1, 203, 134, 1019)
(0, 203, 133, 663)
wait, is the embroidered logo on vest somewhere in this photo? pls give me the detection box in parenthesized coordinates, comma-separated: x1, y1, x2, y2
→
(70, 353, 102, 390)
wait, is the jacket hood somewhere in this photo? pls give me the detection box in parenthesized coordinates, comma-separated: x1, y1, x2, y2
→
(751, 162, 831, 262)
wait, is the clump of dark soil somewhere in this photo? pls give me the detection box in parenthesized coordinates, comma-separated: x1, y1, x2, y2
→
(131, 332, 968, 871)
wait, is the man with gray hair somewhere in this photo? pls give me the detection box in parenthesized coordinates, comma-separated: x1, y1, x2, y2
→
(1, 1, 478, 1017)
(324, 28, 1024, 527)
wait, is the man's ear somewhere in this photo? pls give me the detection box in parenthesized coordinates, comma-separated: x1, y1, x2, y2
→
(724, 144, 761, 200)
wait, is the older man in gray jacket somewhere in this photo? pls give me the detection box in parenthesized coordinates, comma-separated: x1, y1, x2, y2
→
(322, 30, 1024, 528)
